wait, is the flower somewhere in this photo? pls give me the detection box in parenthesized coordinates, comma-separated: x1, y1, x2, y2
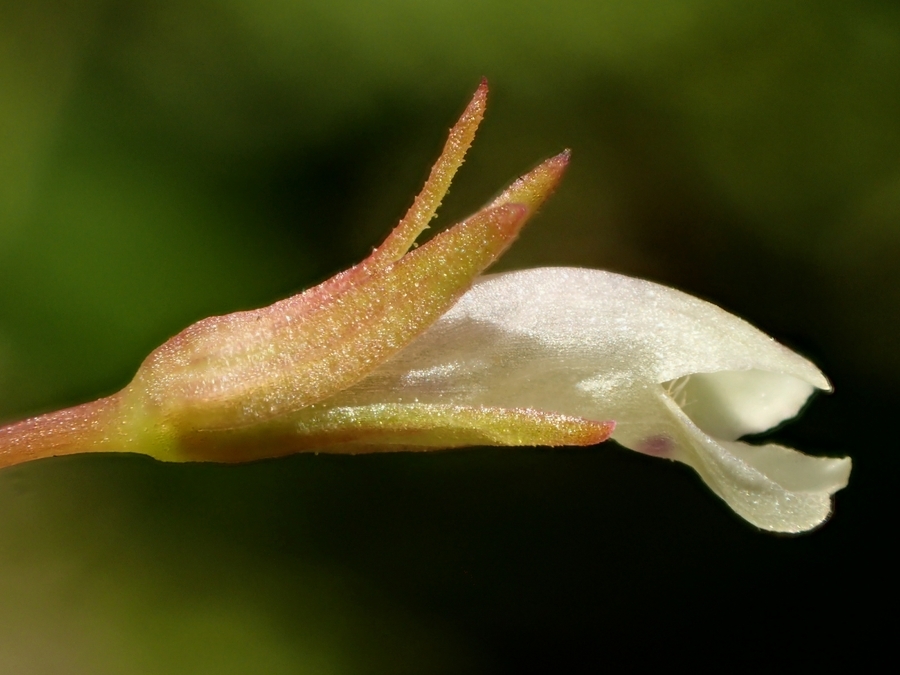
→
(0, 81, 849, 533)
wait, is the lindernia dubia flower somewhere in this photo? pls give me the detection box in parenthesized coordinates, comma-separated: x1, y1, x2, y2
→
(0, 80, 849, 533)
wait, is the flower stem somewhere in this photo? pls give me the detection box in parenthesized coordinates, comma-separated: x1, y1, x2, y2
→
(0, 394, 129, 468)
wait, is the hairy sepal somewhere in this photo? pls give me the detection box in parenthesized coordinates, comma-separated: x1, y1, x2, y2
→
(133, 202, 531, 434)
(179, 404, 614, 462)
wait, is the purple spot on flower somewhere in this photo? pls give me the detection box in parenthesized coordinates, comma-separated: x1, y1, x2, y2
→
(638, 435, 673, 457)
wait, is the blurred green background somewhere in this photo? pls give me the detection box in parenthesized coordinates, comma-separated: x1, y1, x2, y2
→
(1, 0, 896, 671)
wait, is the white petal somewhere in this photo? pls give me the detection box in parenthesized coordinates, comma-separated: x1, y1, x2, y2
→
(629, 390, 851, 533)
(453, 268, 827, 386)
(664, 370, 819, 440)
(325, 267, 848, 531)
(339, 268, 829, 412)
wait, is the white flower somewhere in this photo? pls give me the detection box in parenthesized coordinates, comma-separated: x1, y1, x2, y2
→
(330, 267, 851, 533)
(0, 82, 848, 535)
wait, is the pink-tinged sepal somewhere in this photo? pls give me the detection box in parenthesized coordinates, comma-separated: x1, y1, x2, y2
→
(0, 81, 577, 468)
(130, 201, 531, 436)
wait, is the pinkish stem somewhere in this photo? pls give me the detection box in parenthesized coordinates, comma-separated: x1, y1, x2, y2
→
(0, 394, 126, 468)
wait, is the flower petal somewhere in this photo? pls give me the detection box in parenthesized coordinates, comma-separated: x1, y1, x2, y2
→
(650, 389, 851, 533)
(663, 369, 820, 440)
(323, 267, 848, 532)
(330, 268, 830, 415)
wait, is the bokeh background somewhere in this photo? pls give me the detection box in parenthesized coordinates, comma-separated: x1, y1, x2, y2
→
(1, 0, 896, 671)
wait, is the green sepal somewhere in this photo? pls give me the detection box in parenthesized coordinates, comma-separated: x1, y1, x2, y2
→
(176, 404, 614, 462)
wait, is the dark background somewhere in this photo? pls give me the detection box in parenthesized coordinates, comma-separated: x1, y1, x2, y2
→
(0, 0, 895, 671)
